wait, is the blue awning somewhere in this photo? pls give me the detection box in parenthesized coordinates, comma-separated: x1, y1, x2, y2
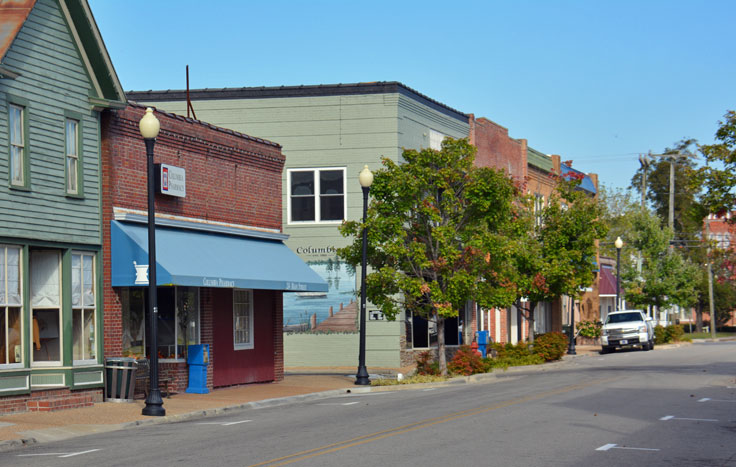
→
(111, 221, 327, 292)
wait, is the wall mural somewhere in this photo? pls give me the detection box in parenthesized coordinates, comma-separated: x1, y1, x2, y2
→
(283, 257, 357, 333)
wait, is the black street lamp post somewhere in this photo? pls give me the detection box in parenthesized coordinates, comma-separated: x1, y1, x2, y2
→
(355, 165, 373, 386)
(615, 236, 623, 311)
(140, 108, 165, 417)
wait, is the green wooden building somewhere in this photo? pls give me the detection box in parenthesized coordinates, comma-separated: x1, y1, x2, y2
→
(0, 0, 125, 409)
(127, 83, 470, 368)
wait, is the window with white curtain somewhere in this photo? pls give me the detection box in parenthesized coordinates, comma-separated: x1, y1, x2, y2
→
(65, 118, 80, 195)
(0, 245, 22, 366)
(233, 289, 253, 350)
(31, 250, 62, 365)
(72, 252, 96, 364)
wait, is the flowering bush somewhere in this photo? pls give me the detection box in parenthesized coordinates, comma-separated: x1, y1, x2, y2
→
(415, 350, 440, 376)
(533, 332, 568, 361)
(448, 345, 487, 376)
(576, 320, 602, 338)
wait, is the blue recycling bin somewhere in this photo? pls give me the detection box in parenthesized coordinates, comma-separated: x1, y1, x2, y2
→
(186, 344, 210, 394)
(476, 330, 489, 357)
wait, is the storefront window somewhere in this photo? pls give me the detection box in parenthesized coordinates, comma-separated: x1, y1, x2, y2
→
(406, 311, 458, 348)
(30, 250, 62, 365)
(121, 287, 199, 360)
(72, 252, 96, 363)
(0, 245, 22, 366)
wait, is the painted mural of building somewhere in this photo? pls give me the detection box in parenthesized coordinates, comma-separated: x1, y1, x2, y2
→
(127, 82, 471, 367)
(0, 0, 126, 412)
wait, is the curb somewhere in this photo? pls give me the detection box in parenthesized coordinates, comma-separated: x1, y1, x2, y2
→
(0, 437, 37, 453)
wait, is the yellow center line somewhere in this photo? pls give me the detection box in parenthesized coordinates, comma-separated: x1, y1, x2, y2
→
(247, 377, 616, 467)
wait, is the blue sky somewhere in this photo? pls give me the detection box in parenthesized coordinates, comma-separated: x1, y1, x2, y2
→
(89, 0, 735, 191)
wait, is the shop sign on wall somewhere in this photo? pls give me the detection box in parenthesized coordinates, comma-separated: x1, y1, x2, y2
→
(156, 163, 186, 198)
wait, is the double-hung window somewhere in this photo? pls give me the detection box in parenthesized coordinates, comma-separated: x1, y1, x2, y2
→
(0, 245, 22, 366)
(65, 118, 81, 196)
(30, 250, 62, 366)
(233, 289, 253, 350)
(534, 194, 545, 227)
(9, 104, 27, 187)
(288, 168, 345, 223)
(429, 129, 446, 150)
(72, 252, 96, 364)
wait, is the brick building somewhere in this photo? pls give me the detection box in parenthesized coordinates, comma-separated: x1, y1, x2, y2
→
(101, 105, 325, 393)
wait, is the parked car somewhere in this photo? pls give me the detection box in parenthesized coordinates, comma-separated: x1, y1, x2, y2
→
(600, 310, 655, 353)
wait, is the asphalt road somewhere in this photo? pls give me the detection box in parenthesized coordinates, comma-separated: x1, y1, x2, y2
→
(3, 341, 735, 467)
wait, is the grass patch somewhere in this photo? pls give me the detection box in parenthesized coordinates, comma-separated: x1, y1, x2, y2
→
(371, 374, 450, 386)
(685, 332, 736, 339)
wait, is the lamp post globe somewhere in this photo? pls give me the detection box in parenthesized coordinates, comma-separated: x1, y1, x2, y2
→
(615, 237, 623, 312)
(140, 108, 165, 416)
(356, 165, 372, 386)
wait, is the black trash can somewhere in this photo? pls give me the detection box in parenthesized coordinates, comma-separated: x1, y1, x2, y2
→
(105, 357, 138, 402)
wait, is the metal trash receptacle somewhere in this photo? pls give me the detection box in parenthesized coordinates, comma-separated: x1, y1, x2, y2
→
(105, 357, 138, 402)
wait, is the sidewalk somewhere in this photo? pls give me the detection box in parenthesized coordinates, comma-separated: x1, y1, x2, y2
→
(0, 347, 604, 451)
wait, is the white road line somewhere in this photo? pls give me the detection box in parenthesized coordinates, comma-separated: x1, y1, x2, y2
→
(596, 444, 617, 451)
(19, 449, 101, 458)
(596, 444, 659, 452)
(59, 449, 101, 458)
(317, 402, 360, 406)
(660, 415, 718, 422)
(698, 398, 711, 402)
(422, 388, 437, 392)
(698, 398, 736, 403)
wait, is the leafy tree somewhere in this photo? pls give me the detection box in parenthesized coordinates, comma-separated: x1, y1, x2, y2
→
(513, 178, 608, 342)
(700, 110, 736, 218)
(620, 210, 699, 312)
(337, 139, 519, 375)
(597, 184, 640, 259)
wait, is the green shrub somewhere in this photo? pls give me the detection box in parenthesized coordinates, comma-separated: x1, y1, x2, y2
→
(533, 332, 568, 361)
(654, 325, 667, 344)
(576, 320, 602, 338)
(415, 350, 440, 376)
(448, 345, 486, 376)
(487, 354, 544, 370)
(665, 324, 684, 342)
(490, 341, 532, 360)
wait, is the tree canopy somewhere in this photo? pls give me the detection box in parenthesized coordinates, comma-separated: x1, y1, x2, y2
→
(338, 138, 521, 374)
(700, 110, 736, 218)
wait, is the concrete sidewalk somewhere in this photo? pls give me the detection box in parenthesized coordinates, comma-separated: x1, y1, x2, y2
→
(0, 346, 604, 451)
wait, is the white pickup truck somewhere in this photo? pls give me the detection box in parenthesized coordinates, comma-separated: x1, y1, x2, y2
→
(600, 310, 655, 354)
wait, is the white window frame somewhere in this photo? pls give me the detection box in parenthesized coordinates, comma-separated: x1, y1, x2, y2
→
(160, 286, 200, 362)
(534, 193, 545, 227)
(30, 250, 63, 368)
(65, 118, 79, 195)
(287, 167, 347, 225)
(9, 104, 25, 186)
(72, 251, 96, 366)
(233, 289, 254, 350)
(0, 245, 23, 369)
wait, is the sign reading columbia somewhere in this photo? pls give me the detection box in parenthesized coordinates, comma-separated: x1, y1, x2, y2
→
(202, 277, 235, 288)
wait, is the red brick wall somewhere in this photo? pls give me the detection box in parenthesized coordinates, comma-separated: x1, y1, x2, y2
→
(1, 388, 103, 414)
(469, 115, 527, 183)
(101, 104, 285, 387)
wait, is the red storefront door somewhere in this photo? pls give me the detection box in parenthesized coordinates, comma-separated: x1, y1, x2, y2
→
(212, 289, 275, 387)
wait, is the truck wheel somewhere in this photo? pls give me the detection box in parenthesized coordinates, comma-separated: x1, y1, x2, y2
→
(601, 346, 613, 354)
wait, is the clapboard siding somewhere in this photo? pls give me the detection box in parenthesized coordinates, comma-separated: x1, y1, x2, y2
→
(0, 0, 101, 245)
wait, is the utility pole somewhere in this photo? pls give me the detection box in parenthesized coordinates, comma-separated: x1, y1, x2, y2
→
(706, 220, 717, 339)
(639, 153, 650, 209)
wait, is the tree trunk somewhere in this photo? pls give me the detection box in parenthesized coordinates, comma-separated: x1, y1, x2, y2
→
(696, 302, 704, 333)
(528, 302, 537, 344)
(437, 315, 447, 375)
